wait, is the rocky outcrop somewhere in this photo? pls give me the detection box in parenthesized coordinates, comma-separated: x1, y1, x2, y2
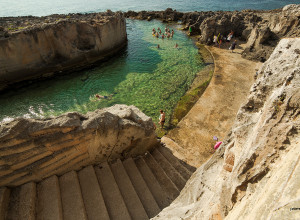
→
(0, 104, 159, 187)
(0, 12, 127, 91)
(153, 38, 300, 219)
(125, 8, 183, 22)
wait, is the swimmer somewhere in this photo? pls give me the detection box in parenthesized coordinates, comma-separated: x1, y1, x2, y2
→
(157, 44, 160, 49)
(161, 33, 165, 39)
(95, 94, 107, 99)
(95, 93, 114, 100)
(174, 43, 178, 48)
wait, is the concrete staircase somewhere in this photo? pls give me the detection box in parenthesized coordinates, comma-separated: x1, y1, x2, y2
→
(0, 145, 196, 220)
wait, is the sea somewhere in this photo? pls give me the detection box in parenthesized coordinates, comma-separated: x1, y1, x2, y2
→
(0, 0, 300, 17)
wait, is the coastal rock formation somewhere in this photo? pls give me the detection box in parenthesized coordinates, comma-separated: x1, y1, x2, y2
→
(0, 12, 127, 91)
(153, 38, 300, 219)
(125, 5, 300, 62)
(0, 104, 159, 187)
(125, 8, 183, 22)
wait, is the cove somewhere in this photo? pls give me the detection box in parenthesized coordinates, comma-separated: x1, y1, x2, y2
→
(0, 19, 204, 126)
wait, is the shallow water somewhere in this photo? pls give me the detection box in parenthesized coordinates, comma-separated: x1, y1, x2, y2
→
(1, 0, 299, 17)
(0, 19, 203, 125)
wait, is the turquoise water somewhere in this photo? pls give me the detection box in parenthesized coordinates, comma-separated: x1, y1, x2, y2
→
(0, 19, 203, 125)
(1, 0, 299, 17)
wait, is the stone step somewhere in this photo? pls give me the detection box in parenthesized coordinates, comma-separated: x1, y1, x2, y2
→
(6, 182, 36, 220)
(111, 159, 149, 220)
(36, 175, 63, 220)
(157, 145, 193, 181)
(0, 187, 10, 220)
(94, 162, 131, 220)
(59, 171, 87, 220)
(135, 157, 171, 209)
(144, 152, 180, 201)
(123, 158, 161, 218)
(152, 149, 186, 190)
(78, 165, 110, 220)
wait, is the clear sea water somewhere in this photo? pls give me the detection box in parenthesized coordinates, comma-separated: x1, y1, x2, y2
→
(0, 20, 203, 125)
(0, 0, 299, 17)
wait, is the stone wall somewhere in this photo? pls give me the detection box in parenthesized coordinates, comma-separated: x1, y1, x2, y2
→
(153, 38, 300, 219)
(0, 105, 159, 187)
(0, 12, 127, 91)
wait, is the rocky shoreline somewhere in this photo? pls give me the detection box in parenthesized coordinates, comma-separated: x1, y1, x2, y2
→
(0, 5, 299, 91)
(125, 4, 300, 62)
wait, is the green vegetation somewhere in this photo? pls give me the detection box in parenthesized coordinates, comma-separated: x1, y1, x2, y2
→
(170, 70, 213, 127)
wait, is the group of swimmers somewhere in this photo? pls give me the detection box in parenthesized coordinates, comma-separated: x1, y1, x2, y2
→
(152, 27, 175, 39)
(152, 27, 179, 49)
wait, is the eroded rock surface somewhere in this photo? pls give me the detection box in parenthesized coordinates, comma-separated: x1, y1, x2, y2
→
(153, 38, 300, 219)
(0, 104, 159, 187)
(0, 12, 127, 91)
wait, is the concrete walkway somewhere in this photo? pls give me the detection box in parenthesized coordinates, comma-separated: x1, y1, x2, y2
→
(163, 43, 262, 167)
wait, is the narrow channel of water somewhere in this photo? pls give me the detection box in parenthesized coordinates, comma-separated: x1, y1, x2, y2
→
(0, 19, 204, 126)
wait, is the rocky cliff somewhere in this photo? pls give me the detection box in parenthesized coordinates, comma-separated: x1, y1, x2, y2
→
(0, 12, 127, 91)
(125, 4, 300, 62)
(0, 105, 159, 187)
(153, 38, 300, 219)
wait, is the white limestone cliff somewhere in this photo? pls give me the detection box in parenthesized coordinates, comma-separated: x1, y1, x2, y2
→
(153, 38, 300, 220)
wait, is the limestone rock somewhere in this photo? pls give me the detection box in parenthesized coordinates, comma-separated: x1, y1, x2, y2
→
(153, 38, 300, 220)
(0, 104, 159, 187)
(0, 12, 127, 91)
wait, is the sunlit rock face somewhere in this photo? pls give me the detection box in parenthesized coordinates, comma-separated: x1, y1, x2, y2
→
(0, 104, 159, 187)
(153, 38, 300, 220)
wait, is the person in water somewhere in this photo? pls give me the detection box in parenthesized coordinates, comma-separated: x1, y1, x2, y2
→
(159, 109, 166, 129)
(157, 44, 160, 49)
(95, 93, 114, 100)
(174, 43, 178, 48)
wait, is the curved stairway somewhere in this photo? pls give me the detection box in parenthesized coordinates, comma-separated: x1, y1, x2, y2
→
(0, 145, 196, 220)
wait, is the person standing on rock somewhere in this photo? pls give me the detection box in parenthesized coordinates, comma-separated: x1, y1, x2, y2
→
(159, 110, 166, 129)
(213, 35, 218, 46)
(230, 40, 237, 53)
